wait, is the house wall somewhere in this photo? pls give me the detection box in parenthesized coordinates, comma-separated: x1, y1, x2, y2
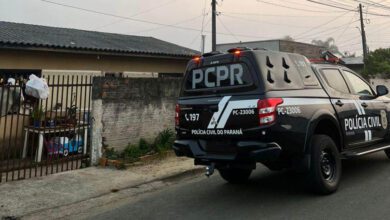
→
(279, 41, 324, 59)
(91, 77, 181, 155)
(0, 49, 188, 74)
(217, 40, 280, 52)
(216, 40, 323, 59)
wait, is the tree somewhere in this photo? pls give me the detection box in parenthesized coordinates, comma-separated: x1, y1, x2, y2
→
(363, 48, 390, 78)
(282, 35, 295, 41)
(311, 37, 340, 54)
(343, 51, 356, 58)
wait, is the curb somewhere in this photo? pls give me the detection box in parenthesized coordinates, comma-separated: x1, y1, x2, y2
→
(20, 166, 205, 219)
(108, 166, 205, 192)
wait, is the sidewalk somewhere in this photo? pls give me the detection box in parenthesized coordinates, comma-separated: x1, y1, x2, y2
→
(0, 154, 202, 219)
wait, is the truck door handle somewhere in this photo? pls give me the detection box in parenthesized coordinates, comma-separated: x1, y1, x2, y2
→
(361, 102, 368, 108)
(335, 100, 344, 106)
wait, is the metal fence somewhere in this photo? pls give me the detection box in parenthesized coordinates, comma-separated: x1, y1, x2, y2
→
(0, 75, 92, 182)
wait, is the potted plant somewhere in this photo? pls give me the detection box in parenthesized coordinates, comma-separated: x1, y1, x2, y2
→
(31, 107, 45, 127)
(66, 105, 78, 126)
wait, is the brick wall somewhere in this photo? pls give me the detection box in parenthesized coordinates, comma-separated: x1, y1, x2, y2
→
(92, 77, 181, 152)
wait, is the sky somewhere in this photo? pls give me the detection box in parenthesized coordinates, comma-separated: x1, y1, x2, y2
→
(1, 0, 390, 56)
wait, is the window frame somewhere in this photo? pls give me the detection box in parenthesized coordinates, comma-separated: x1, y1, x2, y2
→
(319, 68, 351, 95)
(341, 69, 376, 98)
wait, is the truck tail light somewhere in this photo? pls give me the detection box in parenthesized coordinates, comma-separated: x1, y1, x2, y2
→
(257, 98, 283, 125)
(175, 104, 180, 126)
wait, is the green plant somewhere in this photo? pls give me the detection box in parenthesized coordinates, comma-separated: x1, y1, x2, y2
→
(123, 144, 143, 162)
(31, 107, 45, 121)
(122, 129, 175, 162)
(138, 138, 152, 154)
(105, 147, 120, 160)
(363, 48, 390, 78)
(66, 105, 78, 125)
(154, 129, 175, 153)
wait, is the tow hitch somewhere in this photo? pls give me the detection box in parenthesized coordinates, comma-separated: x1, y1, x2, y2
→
(205, 163, 215, 177)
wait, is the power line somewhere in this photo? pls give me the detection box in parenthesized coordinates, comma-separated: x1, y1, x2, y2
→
(336, 12, 358, 40)
(256, 0, 346, 13)
(293, 12, 359, 40)
(220, 11, 356, 17)
(307, 0, 357, 12)
(189, 17, 211, 46)
(297, 19, 359, 40)
(307, 0, 390, 17)
(327, 0, 356, 7)
(40, 0, 202, 32)
(353, 0, 390, 10)
(136, 14, 203, 34)
(217, 16, 240, 42)
(93, 0, 179, 30)
(220, 13, 317, 28)
(284, 0, 353, 9)
(200, 0, 208, 34)
(40, 0, 268, 40)
(293, 11, 353, 38)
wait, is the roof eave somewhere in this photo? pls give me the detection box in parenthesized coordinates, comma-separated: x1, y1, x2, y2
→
(0, 44, 196, 60)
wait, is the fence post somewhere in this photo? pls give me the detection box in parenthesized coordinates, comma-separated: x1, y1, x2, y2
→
(90, 78, 103, 166)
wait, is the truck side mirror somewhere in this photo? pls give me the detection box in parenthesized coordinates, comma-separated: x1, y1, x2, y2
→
(376, 85, 388, 97)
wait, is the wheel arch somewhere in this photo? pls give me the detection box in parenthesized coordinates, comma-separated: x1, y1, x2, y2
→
(304, 110, 344, 154)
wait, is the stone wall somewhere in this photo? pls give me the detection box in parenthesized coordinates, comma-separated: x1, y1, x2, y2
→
(92, 77, 181, 154)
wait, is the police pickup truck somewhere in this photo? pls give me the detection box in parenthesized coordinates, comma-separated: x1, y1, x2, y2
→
(173, 48, 390, 194)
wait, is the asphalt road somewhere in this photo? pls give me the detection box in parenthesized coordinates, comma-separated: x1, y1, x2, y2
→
(88, 152, 390, 220)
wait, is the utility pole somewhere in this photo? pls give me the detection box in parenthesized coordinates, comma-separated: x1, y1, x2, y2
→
(201, 35, 206, 54)
(211, 0, 217, 51)
(359, 3, 368, 62)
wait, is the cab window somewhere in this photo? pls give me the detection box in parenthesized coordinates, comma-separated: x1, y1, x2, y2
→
(342, 71, 373, 96)
(320, 69, 350, 94)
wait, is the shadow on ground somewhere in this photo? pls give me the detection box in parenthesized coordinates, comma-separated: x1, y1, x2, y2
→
(90, 152, 390, 220)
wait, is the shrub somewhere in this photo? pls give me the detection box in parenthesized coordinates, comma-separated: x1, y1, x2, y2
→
(138, 138, 152, 154)
(123, 144, 143, 162)
(154, 129, 175, 153)
(122, 129, 175, 161)
(105, 147, 120, 160)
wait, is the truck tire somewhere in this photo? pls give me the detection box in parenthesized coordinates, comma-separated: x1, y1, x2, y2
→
(308, 135, 341, 194)
(218, 167, 252, 184)
(384, 148, 390, 159)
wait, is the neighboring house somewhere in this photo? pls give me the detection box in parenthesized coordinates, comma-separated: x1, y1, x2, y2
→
(0, 21, 199, 79)
(216, 39, 325, 59)
(340, 56, 364, 73)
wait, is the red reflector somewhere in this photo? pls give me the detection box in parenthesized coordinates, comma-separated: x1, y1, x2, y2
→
(257, 98, 283, 125)
(175, 104, 180, 126)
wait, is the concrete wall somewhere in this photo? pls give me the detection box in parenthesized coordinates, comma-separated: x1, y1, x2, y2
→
(91, 77, 181, 155)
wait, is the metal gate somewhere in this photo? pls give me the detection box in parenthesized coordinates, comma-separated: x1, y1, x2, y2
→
(0, 75, 92, 182)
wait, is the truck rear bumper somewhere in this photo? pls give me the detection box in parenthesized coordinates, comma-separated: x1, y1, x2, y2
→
(172, 139, 281, 162)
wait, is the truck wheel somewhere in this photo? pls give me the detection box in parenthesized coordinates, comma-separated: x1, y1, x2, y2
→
(308, 135, 341, 194)
(218, 167, 252, 184)
(384, 148, 390, 159)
